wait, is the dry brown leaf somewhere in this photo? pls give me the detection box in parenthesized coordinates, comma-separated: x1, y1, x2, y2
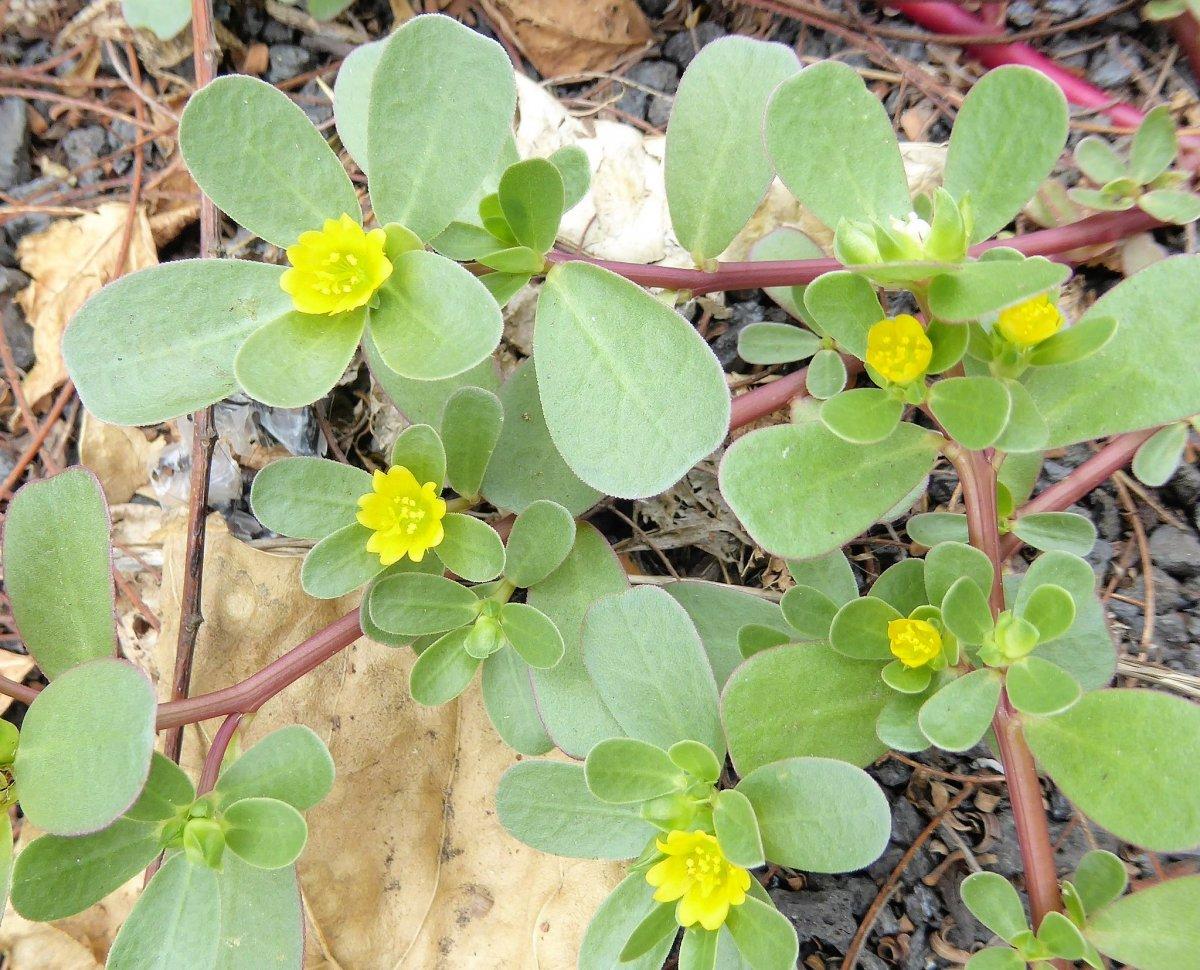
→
(16, 202, 156, 407)
(80, 412, 165, 504)
(494, 0, 651, 77)
(142, 518, 621, 968)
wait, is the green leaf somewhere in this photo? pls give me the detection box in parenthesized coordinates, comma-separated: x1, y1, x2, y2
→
(11, 819, 159, 921)
(1009, 551, 1115, 690)
(713, 789, 766, 869)
(482, 358, 603, 515)
(928, 376, 1012, 449)
(1075, 136, 1127, 185)
(390, 423, 447, 488)
(213, 856, 304, 969)
(107, 855, 220, 970)
(943, 66, 1068, 242)
(122, 0, 190, 38)
(966, 948, 1025, 970)
(1010, 511, 1096, 556)
(927, 319, 970, 374)
(234, 308, 365, 409)
(496, 761, 656, 859)
(308, 0, 353, 19)
(14, 659, 155, 836)
(907, 512, 970, 547)
(1006, 655, 1081, 716)
(994, 378, 1049, 453)
(250, 457, 369, 540)
(535, 262, 729, 498)
(180, 75, 359, 247)
(620, 904, 679, 963)
(498, 159, 564, 254)
(1131, 105, 1178, 184)
(504, 500, 576, 588)
(925, 541, 993, 608)
(720, 422, 939, 560)
(481, 648, 553, 756)
(868, 558, 929, 616)
(368, 250, 503, 381)
(1025, 689, 1200, 851)
(441, 387, 503, 499)
(1073, 849, 1127, 915)
(479, 271, 532, 307)
(820, 388, 903, 445)
(942, 576, 994, 646)
(437, 513, 504, 582)
(929, 258, 1070, 322)
(766, 61, 910, 230)
(918, 669, 1002, 752)
(803, 271, 883, 359)
(126, 753, 197, 822)
(215, 725, 334, 811)
(739, 624, 791, 658)
(875, 691, 931, 752)
(1069, 185, 1137, 211)
(223, 797, 308, 870)
(882, 660, 933, 694)
(368, 345, 500, 428)
(1140, 187, 1200, 223)
(805, 348, 847, 399)
(668, 740, 722, 784)
(301, 522, 381, 598)
(369, 572, 481, 635)
(960, 871, 1029, 944)
(1027, 314, 1116, 367)
(1038, 910, 1087, 960)
(585, 738, 686, 804)
(548, 145, 590, 210)
(477, 246, 545, 274)
(724, 895, 799, 970)
(331, 37, 384, 174)
(1085, 875, 1200, 970)
(582, 586, 724, 755)
(737, 322, 821, 365)
(579, 874, 675, 970)
(3, 469, 116, 678)
(527, 524, 628, 756)
(788, 550, 858, 606)
(499, 602, 564, 669)
(64, 260, 291, 425)
(1020, 582, 1076, 643)
(780, 585, 839, 640)
(749, 228, 825, 325)
(1026, 256, 1200, 446)
(664, 580, 793, 687)
(722, 644, 889, 771)
(829, 596, 899, 661)
(367, 14, 516, 240)
(431, 221, 508, 261)
(666, 36, 799, 260)
(1133, 422, 1188, 487)
(679, 928, 720, 970)
(409, 628, 481, 705)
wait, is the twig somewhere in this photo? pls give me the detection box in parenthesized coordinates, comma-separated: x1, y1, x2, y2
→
(1111, 472, 1155, 653)
(196, 713, 242, 794)
(165, 0, 221, 765)
(0, 382, 75, 501)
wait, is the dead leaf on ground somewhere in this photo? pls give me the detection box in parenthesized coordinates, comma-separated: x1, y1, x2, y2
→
(16, 202, 156, 408)
(143, 518, 621, 969)
(80, 412, 165, 504)
(494, 0, 651, 77)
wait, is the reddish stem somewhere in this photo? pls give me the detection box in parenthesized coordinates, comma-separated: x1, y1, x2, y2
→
(196, 713, 242, 795)
(1168, 12, 1200, 97)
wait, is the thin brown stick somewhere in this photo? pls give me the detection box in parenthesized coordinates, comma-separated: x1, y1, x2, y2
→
(0, 382, 75, 501)
(164, 0, 221, 765)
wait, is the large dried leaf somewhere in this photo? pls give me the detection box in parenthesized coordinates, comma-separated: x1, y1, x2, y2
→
(16, 203, 156, 406)
(495, 0, 651, 76)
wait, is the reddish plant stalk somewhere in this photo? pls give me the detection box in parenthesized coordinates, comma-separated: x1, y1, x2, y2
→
(1168, 11, 1200, 91)
(165, 0, 221, 764)
(953, 447, 1065, 932)
(197, 713, 242, 795)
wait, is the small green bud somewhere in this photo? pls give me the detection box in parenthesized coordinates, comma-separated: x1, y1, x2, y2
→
(924, 187, 968, 263)
(994, 611, 1040, 662)
(640, 792, 698, 832)
(465, 615, 505, 660)
(833, 219, 881, 266)
(183, 817, 226, 870)
(0, 720, 19, 765)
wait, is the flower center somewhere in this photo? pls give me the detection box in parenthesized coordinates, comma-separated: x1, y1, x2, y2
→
(888, 617, 942, 668)
(684, 845, 724, 896)
(311, 250, 367, 297)
(996, 294, 1063, 346)
(866, 315, 932, 386)
(390, 494, 427, 535)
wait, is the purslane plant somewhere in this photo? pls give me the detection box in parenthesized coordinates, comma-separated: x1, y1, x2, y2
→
(9, 12, 1197, 969)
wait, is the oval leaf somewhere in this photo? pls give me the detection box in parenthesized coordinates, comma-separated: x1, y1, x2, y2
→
(917, 669, 1002, 752)
(107, 855, 220, 970)
(250, 457, 370, 540)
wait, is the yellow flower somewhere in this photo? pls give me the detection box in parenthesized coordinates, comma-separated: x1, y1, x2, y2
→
(888, 617, 942, 669)
(280, 213, 391, 316)
(865, 315, 932, 385)
(995, 293, 1064, 347)
(356, 466, 446, 566)
(645, 830, 752, 932)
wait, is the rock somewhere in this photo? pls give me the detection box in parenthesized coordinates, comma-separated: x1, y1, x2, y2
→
(0, 97, 30, 191)
(267, 44, 315, 83)
(1, 301, 33, 371)
(299, 79, 333, 127)
(637, 0, 671, 15)
(1149, 525, 1200, 580)
(891, 798, 925, 845)
(1086, 537, 1114, 578)
(1090, 39, 1139, 88)
(61, 125, 107, 185)
(1165, 463, 1200, 508)
(2, 176, 54, 244)
(769, 887, 859, 950)
(1090, 490, 1122, 542)
(1007, 0, 1038, 26)
(1128, 567, 1185, 613)
(663, 22, 727, 69)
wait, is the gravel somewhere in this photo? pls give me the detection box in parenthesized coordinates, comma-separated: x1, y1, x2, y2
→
(1148, 524, 1200, 580)
(0, 97, 29, 191)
